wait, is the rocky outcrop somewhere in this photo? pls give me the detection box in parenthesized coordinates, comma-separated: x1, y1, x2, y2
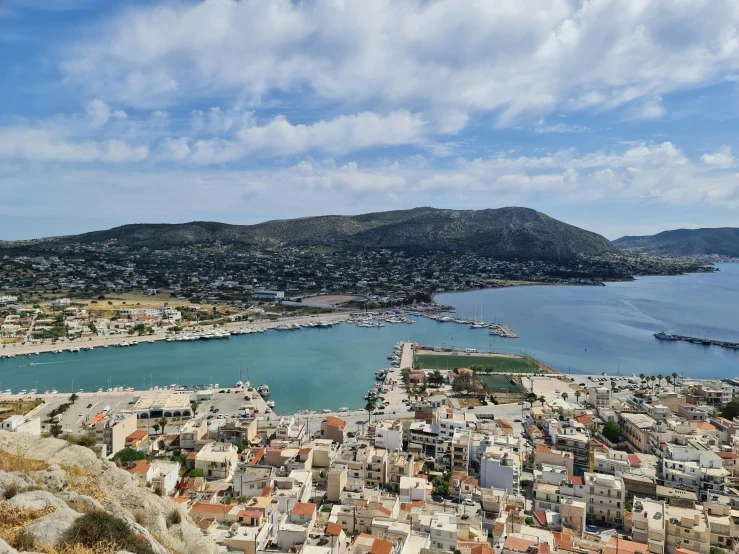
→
(0, 431, 216, 554)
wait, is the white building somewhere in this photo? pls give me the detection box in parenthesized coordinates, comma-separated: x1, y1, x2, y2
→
(583, 472, 624, 526)
(399, 476, 428, 504)
(631, 497, 666, 554)
(479, 445, 519, 493)
(0, 415, 41, 436)
(150, 461, 180, 495)
(428, 512, 457, 552)
(662, 445, 727, 501)
(375, 420, 403, 451)
(195, 442, 238, 480)
(51, 298, 71, 307)
(253, 290, 285, 300)
(0, 295, 18, 305)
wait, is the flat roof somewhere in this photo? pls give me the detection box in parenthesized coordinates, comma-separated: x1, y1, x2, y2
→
(132, 390, 192, 412)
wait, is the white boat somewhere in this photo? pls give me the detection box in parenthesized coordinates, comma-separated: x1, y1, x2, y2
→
(266, 400, 275, 408)
(70, 347, 80, 353)
(257, 384, 270, 396)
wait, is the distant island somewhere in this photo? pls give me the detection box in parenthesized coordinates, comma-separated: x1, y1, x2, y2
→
(615, 227, 739, 260)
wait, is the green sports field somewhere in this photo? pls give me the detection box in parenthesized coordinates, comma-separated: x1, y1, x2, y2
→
(414, 352, 537, 373)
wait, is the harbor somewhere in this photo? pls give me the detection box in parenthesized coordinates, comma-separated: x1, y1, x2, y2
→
(654, 331, 739, 350)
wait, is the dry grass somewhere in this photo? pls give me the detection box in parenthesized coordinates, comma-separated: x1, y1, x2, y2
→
(0, 449, 50, 473)
(62, 465, 104, 501)
(0, 502, 56, 548)
(0, 399, 44, 421)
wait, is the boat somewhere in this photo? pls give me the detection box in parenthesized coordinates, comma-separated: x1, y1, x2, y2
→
(267, 400, 275, 408)
(69, 347, 80, 353)
(257, 384, 270, 396)
(653, 331, 679, 341)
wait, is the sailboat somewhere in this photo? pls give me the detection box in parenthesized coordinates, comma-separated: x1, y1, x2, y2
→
(469, 305, 486, 328)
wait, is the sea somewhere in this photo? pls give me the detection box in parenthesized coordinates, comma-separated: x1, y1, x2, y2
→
(1, 264, 737, 413)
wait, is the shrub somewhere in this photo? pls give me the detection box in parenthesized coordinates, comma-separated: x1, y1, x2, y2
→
(13, 528, 35, 551)
(61, 511, 156, 554)
(4, 482, 19, 500)
(153, 484, 164, 497)
(166, 509, 182, 527)
(112, 447, 147, 465)
(188, 469, 203, 478)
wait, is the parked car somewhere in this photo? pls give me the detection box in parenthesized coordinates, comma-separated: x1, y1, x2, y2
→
(347, 431, 356, 438)
(432, 495, 444, 502)
(464, 498, 476, 506)
(86, 403, 93, 408)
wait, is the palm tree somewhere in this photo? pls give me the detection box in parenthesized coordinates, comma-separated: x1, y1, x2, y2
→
(153, 423, 160, 435)
(538, 395, 545, 407)
(657, 374, 663, 389)
(561, 392, 569, 402)
(69, 393, 79, 404)
(365, 401, 375, 424)
(639, 373, 645, 387)
(49, 423, 63, 438)
(672, 372, 678, 392)
(574, 390, 581, 404)
(158, 417, 169, 434)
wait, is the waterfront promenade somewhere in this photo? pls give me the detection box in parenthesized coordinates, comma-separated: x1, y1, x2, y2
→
(0, 312, 351, 357)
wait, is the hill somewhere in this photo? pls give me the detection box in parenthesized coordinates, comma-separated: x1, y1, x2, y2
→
(7, 207, 618, 260)
(614, 228, 739, 258)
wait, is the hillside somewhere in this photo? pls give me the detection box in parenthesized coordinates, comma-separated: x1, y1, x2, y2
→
(615, 228, 739, 258)
(5, 207, 618, 260)
(0, 431, 216, 554)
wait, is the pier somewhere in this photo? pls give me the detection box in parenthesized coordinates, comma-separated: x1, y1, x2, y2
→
(654, 332, 739, 350)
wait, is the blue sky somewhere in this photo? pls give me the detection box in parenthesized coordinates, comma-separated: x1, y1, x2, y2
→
(2, 0, 739, 240)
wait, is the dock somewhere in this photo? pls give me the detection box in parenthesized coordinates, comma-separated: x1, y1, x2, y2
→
(654, 332, 739, 350)
(489, 323, 518, 338)
(399, 341, 414, 369)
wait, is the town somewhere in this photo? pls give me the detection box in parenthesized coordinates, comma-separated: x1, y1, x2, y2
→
(2, 340, 737, 554)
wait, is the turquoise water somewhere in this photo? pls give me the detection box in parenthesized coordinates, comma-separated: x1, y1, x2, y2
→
(1, 264, 737, 411)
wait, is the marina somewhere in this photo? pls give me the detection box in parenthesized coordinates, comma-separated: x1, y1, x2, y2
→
(654, 331, 739, 349)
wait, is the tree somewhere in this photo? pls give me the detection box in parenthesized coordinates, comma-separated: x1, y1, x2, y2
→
(49, 423, 63, 438)
(639, 373, 645, 385)
(602, 421, 622, 443)
(672, 372, 678, 392)
(538, 395, 545, 407)
(657, 374, 663, 389)
(69, 393, 79, 404)
(561, 392, 568, 402)
(152, 423, 160, 435)
(574, 390, 581, 404)
(365, 401, 375, 423)
(112, 447, 147, 465)
(429, 370, 445, 388)
(710, 547, 727, 554)
(188, 468, 203, 478)
(719, 400, 739, 421)
(158, 417, 168, 433)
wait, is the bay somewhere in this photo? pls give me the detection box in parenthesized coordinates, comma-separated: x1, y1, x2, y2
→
(0, 263, 737, 412)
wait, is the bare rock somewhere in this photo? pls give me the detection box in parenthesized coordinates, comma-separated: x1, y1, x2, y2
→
(7, 490, 69, 511)
(22, 508, 83, 547)
(0, 470, 36, 497)
(0, 536, 18, 554)
(30, 466, 68, 492)
(60, 491, 105, 513)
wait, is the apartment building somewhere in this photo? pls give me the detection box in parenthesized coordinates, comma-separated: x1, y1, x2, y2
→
(408, 421, 440, 459)
(233, 466, 276, 498)
(662, 445, 727, 501)
(620, 413, 657, 453)
(705, 500, 734, 551)
(583, 472, 624, 526)
(631, 497, 666, 554)
(665, 504, 710, 554)
(480, 445, 519, 493)
(588, 387, 612, 409)
(548, 420, 590, 469)
(179, 419, 207, 450)
(93, 412, 137, 458)
(386, 451, 414, 492)
(321, 416, 348, 445)
(533, 444, 574, 475)
(195, 442, 239, 479)
(364, 446, 388, 488)
(375, 420, 403, 451)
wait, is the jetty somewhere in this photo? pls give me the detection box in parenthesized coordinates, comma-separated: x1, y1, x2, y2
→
(654, 331, 739, 350)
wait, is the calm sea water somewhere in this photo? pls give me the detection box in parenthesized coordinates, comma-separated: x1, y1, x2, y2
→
(1, 264, 737, 411)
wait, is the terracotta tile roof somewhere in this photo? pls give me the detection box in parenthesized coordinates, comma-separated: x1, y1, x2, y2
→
(291, 502, 317, 516)
(567, 476, 584, 486)
(248, 447, 265, 465)
(190, 502, 235, 515)
(695, 421, 716, 431)
(172, 497, 190, 504)
(238, 509, 262, 519)
(534, 444, 551, 453)
(192, 517, 215, 531)
(126, 429, 148, 441)
(627, 454, 641, 466)
(574, 414, 593, 425)
(356, 535, 393, 554)
(261, 485, 273, 496)
(503, 537, 538, 553)
(299, 447, 312, 455)
(126, 460, 151, 474)
(467, 544, 495, 554)
(716, 451, 738, 459)
(675, 549, 700, 554)
(552, 531, 572, 551)
(494, 418, 512, 429)
(533, 510, 547, 525)
(602, 537, 649, 554)
(322, 416, 347, 429)
(326, 522, 343, 536)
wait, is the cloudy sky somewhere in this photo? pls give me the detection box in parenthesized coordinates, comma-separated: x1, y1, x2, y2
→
(2, 0, 739, 240)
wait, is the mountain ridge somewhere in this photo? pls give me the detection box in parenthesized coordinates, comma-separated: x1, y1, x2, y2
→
(614, 227, 739, 258)
(2, 207, 618, 260)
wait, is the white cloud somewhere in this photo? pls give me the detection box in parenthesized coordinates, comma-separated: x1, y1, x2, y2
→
(0, 127, 148, 162)
(188, 110, 428, 163)
(63, 0, 739, 127)
(701, 146, 734, 168)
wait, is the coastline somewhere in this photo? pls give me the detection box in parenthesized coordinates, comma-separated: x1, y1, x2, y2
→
(0, 312, 351, 357)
